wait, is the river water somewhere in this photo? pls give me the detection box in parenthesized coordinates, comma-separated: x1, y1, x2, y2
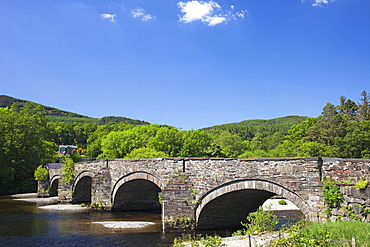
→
(0, 195, 303, 247)
(0, 196, 180, 246)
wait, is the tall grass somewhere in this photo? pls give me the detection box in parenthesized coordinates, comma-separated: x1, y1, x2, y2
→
(272, 220, 370, 247)
(303, 221, 370, 246)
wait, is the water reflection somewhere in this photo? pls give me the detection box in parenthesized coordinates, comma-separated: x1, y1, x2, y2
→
(0, 196, 177, 246)
(0, 195, 303, 246)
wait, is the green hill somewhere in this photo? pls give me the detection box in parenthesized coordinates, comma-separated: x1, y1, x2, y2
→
(201, 116, 307, 140)
(0, 95, 149, 125)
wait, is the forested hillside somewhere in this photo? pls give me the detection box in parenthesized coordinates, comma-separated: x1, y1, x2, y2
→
(0, 91, 369, 194)
(0, 95, 150, 125)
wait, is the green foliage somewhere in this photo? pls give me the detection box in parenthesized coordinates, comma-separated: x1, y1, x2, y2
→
(272, 221, 370, 247)
(202, 116, 306, 141)
(48, 122, 97, 148)
(355, 179, 368, 190)
(124, 147, 168, 159)
(46, 115, 97, 123)
(158, 192, 163, 205)
(148, 126, 183, 156)
(342, 205, 361, 221)
(211, 131, 245, 158)
(0, 103, 57, 194)
(61, 156, 75, 184)
(173, 234, 225, 247)
(233, 206, 278, 236)
(0, 95, 95, 122)
(278, 199, 287, 205)
(179, 130, 212, 157)
(169, 216, 195, 229)
(34, 165, 49, 180)
(97, 116, 150, 125)
(322, 177, 344, 209)
(199, 236, 226, 247)
(271, 221, 331, 247)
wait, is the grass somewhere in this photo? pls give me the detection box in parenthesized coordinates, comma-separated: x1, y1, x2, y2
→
(272, 220, 370, 247)
(302, 221, 370, 245)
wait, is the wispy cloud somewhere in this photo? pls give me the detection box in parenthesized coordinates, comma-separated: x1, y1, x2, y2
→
(100, 13, 116, 23)
(132, 7, 155, 21)
(177, 0, 245, 26)
(302, 0, 335, 7)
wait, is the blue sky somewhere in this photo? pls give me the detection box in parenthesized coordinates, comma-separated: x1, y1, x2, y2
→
(1, 0, 369, 130)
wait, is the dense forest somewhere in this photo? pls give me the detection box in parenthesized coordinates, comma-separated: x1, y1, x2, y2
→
(0, 91, 369, 194)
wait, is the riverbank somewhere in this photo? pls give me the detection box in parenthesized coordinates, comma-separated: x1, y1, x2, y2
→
(184, 232, 289, 247)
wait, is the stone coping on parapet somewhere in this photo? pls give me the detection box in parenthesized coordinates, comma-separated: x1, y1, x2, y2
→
(73, 157, 370, 164)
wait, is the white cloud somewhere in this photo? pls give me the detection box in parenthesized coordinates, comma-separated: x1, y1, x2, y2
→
(206, 16, 226, 26)
(177, 1, 245, 26)
(132, 7, 155, 21)
(100, 13, 116, 23)
(302, 0, 335, 7)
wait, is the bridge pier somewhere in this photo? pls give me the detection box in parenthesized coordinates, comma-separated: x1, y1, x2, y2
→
(58, 179, 73, 203)
(90, 168, 112, 209)
(37, 180, 50, 197)
(161, 180, 197, 230)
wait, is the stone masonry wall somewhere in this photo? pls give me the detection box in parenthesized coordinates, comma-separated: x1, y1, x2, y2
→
(67, 157, 327, 229)
(45, 157, 370, 229)
(322, 158, 370, 221)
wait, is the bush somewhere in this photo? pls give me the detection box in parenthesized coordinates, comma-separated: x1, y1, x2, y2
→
(355, 179, 368, 190)
(232, 206, 278, 236)
(62, 156, 75, 184)
(34, 165, 49, 180)
(322, 177, 344, 208)
(278, 199, 287, 205)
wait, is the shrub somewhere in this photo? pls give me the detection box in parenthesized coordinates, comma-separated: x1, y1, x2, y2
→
(355, 179, 368, 190)
(322, 177, 344, 208)
(271, 222, 330, 247)
(34, 165, 49, 180)
(62, 156, 75, 184)
(278, 199, 287, 205)
(199, 235, 226, 247)
(232, 206, 278, 236)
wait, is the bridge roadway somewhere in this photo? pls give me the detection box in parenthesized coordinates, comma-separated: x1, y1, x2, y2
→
(41, 157, 370, 230)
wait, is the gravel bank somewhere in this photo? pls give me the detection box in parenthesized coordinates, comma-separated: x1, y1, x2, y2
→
(93, 221, 155, 229)
(39, 204, 89, 211)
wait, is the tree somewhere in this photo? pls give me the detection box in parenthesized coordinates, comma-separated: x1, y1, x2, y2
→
(124, 147, 168, 159)
(338, 96, 358, 120)
(0, 103, 56, 194)
(358, 91, 370, 121)
(86, 122, 127, 158)
(179, 130, 212, 157)
(98, 125, 163, 159)
(274, 117, 316, 157)
(148, 126, 183, 157)
(306, 103, 345, 152)
(211, 131, 245, 158)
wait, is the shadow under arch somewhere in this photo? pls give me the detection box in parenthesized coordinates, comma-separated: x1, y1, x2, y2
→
(111, 172, 162, 212)
(195, 179, 309, 230)
(49, 175, 61, 196)
(72, 171, 94, 204)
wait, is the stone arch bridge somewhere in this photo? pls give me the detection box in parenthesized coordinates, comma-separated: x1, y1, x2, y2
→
(41, 157, 370, 230)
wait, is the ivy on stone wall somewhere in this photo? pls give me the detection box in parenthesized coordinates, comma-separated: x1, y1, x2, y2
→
(62, 156, 75, 184)
(322, 177, 344, 216)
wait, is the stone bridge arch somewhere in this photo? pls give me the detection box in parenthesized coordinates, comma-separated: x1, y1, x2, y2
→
(49, 175, 61, 196)
(195, 179, 311, 230)
(72, 171, 94, 204)
(111, 172, 162, 211)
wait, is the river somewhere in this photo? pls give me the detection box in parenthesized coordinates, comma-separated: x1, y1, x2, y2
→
(0, 195, 180, 246)
(0, 195, 303, 246)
